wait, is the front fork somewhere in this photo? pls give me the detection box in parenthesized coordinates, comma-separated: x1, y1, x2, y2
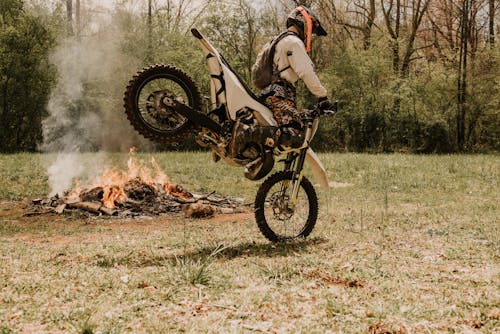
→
(282, 149, 309, 206)
(281, 119, 314, 205)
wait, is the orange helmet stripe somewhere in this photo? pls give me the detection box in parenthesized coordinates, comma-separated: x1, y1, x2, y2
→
(297, 6, 313, 52)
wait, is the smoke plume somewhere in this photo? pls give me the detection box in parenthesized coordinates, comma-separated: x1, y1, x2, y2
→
(42, 7, 148, 196)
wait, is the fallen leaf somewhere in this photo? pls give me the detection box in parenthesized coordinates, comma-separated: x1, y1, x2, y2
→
(137, 281, 150, 289)
(369, 321, 409, 334)
(488, 307, 499, 320)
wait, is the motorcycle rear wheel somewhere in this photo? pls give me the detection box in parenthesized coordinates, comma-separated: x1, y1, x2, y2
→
(254, 171, 318, 242)
(123, 64, 202, 143)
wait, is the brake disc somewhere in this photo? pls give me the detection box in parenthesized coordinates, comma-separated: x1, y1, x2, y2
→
(271, 193, 294, 220)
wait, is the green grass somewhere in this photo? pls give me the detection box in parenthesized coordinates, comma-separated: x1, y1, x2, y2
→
(0, 153, 50, 200)
(0, 152, 499, 333)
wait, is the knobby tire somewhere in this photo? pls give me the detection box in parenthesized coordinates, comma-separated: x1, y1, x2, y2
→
(255, 171, 318, 242)
(123, 64, 202, 143)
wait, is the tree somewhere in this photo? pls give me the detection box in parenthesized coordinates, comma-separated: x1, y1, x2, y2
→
(0, 0, 56, 152)
(319, 0, 377, 50)
(381, 0, 431, 77)
(200, 0, 262, 83)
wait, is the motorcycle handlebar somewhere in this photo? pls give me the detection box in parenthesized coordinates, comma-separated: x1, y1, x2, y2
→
(321, 109, 336, 116)
(303, 104, 337, 120)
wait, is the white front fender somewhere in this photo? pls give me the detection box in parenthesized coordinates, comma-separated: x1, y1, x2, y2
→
(305, 149, 329, 190)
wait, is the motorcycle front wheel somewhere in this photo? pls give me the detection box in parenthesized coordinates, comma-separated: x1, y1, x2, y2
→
(123, 64, 202, 143)
(254, 171, 318, 242)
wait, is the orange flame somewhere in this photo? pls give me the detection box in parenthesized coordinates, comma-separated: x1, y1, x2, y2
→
(102, 185, 127, 209)
(69, 147, 191, 209)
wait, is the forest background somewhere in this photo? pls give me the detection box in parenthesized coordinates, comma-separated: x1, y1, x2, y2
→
(0, 0, 498, 154)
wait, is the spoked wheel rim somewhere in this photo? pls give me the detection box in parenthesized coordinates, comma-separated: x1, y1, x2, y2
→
(264, 181, 311, 239)
(135, 74, 193, 133)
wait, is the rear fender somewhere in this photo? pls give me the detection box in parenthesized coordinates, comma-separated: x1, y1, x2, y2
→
(192, 28, 276, 126)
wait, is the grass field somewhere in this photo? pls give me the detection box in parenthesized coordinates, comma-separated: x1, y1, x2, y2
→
(0, 152, 499, 333)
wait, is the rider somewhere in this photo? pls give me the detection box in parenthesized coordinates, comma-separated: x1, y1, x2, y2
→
(261, 5, 336, 147)
(232, 6, 335, 156)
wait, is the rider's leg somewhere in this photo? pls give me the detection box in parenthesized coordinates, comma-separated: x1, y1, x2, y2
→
(264, 96, 305, 148)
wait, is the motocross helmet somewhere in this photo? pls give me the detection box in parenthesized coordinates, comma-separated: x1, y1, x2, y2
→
(286, 6, 327, 52)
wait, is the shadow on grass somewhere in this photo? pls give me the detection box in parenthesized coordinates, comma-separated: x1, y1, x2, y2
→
(183, 237, 328, 260)
(93, 237, 328, 268)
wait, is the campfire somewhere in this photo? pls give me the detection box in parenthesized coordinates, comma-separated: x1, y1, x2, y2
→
(31, 148, 246, 218)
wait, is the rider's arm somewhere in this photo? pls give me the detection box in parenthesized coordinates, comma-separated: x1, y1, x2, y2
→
(286, 38, 328, 98)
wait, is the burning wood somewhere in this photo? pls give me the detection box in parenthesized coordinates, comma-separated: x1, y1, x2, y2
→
(30, 149, 246, 218)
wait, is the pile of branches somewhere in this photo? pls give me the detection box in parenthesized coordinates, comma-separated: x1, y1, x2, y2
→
(29, 179, 247, 218)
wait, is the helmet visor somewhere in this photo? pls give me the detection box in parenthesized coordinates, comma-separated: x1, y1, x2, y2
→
(313, 21, 327, 36)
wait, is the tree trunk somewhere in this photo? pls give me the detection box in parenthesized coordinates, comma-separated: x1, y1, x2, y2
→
(66, 0, 73, 36)
(489, 0, 495, 46)
(0, 76, 11, 151)
(75, 0, 80, 41)
(400, 0, 430, 77)
(362, 0, 376, 49)
(147, 0, 153, 62)
(394, 0, 401, 73)
(457, 0, 469, 150)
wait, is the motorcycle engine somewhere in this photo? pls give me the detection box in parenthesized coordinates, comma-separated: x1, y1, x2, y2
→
(229, 109, 277, 180)
(230, 109, 261, 159)
(240, 144, 260, 160)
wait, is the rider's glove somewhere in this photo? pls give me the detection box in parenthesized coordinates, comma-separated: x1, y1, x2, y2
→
(318, 97, 338, 116)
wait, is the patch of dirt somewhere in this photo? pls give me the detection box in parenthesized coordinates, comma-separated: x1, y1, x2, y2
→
(0, 200, 25, 217)
(13, 232, 112, 246)
(302, 269, 366, 288)
(1, 200, 253, 246)
(192, 212, 253, 225)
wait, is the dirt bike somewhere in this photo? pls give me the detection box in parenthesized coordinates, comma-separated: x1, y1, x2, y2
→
(123, 28, 331, 242)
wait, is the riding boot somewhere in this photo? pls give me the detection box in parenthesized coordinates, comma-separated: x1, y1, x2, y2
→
(231, 122, 280, 157)
(278, 126, 305, 148)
